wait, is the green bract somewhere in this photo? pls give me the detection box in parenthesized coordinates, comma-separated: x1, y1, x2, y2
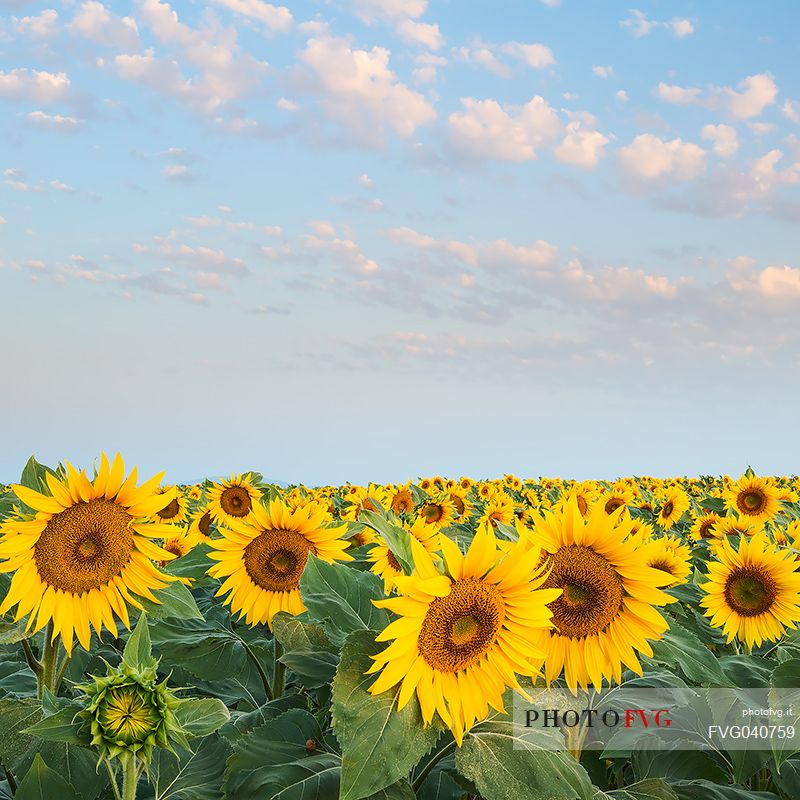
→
(79, 660, 183, 764)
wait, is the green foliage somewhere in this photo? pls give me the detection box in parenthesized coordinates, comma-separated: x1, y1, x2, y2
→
(331, 630, 444, 800)
(454, 718, 594, 800)
(299, 554, 391, 645)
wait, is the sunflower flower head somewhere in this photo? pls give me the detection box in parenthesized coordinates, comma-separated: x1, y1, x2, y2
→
(367, 525, 561, 745)
(78, 617, 186, 765)
(700, 534, 800, 648)
(0, 453, 180, 654)
(524, 497, 676, 691)
(207, 497, 352, 628)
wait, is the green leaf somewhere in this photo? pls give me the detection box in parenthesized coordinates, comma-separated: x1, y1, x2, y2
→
(14, 754, 80, 800)
(668, 780, 779, 800)
(223, 708, 341, 799)
(0, 699, 43, 768)
(122, 612, 155, 671)
(719, 655, 773, 688)
(358, 510, 414, 575)
(0, 699, 107, 800)
(272, 613, 340, 689)
(648, 618, 727, 685)
(149, 618, 248, 681)
(772, 756, 800, 798)
(596, 778, 678, 800)
(364, 779, 417, 799)
(332, 630, 444, 800)
(139, 581, 203, 620)
(0, 617, 29, 645)
(18, 456, 57, 494)
(173, 698, 230, 738)
(299, 554, 391, 646)
(163, 543, 215, 581)
(632, 745, 727, 783)
(454, 719, 594, 800)
(150, 734, 232, 800)
(769, 659, 800, 771)
(22, 705, 87, 746)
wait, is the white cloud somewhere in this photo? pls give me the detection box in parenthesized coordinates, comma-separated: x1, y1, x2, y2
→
(500, 42, 556, 70)
(411, 52, 446, 84)
(554, 122, 609, 169)
(783, 100, 800, 124)
(69, 1, 139, 50)
(276, 97, 297, 111)
(395, 18, 442, 49)
(721, 73, 778, 120)
(209, 0, 293, 32)
(538, 0, 560, 6)
(359, 173, 374, 188)
(298, 33, 436, 143)
(667, 18, 694, 37)
(0, 68, 70, 103)
(119, 0, 268, 113)
(592, 65, 612, 79)
(757, 266, 800, 297)
(448, 95, 562, 162)
(456, 41, 555, 76)
(162, 164, 194, 183)
(701, 124, 739, 158)
(616, 89, 628, 103)
(618, 134, 707, 181)
(0, 215, 6, 224)
(23, 110, 84, 132)
(657, 81, 702, 105)
(750, 149, 800, 188)
(620, 9, 694, 38)
(13, 8, 58, 38)
(301, 223, 379, 275)
(352, 0, 427, 23)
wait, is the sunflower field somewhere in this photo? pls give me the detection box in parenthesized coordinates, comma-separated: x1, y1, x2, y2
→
(2, 456, 800, 800)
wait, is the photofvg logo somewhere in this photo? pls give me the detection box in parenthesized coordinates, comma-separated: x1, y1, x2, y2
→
(512, 688, 800, 751)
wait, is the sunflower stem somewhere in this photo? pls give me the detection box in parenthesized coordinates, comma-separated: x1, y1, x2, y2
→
(54, 648, 73, 694)
(411, 739, 458, 791)
(39, 621, 58, 699)
(104, 760, 122, 800)
(273, 639, 285, 699)
(241, 640, 272, 700)
(21, 639, 43, 681)
(121, 753, 138, 800)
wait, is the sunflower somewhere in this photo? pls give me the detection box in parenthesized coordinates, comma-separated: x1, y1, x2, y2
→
(690, 511, 724, 542)
(389, 484, 415, 516)
(207, 473, 261, 526)
(419, 495, 456, 529)
(367, 516, 442, 592)
(716, 514, 765, 539)
(599, 486, 635, 516)
(558, 484, 599, 517)
(645, 535, 692, 587)
(367, 526, 560, 745)
(525, 498, 675, 690)
(188, 504, 214, 542)
(724, 475, 782, 525)
(478, 493, 516, 529)
(700, 535, 800, 648)
(448, 491, 473, 523)
(0, 453, 179, 654)
(152, 488, 188, 526)
(655, 489, 689, 530)
(161, 527, 202, 562)
(207, 498, 352, 628)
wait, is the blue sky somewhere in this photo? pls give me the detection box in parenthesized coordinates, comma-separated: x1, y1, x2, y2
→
(2, 0, 800, 485)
